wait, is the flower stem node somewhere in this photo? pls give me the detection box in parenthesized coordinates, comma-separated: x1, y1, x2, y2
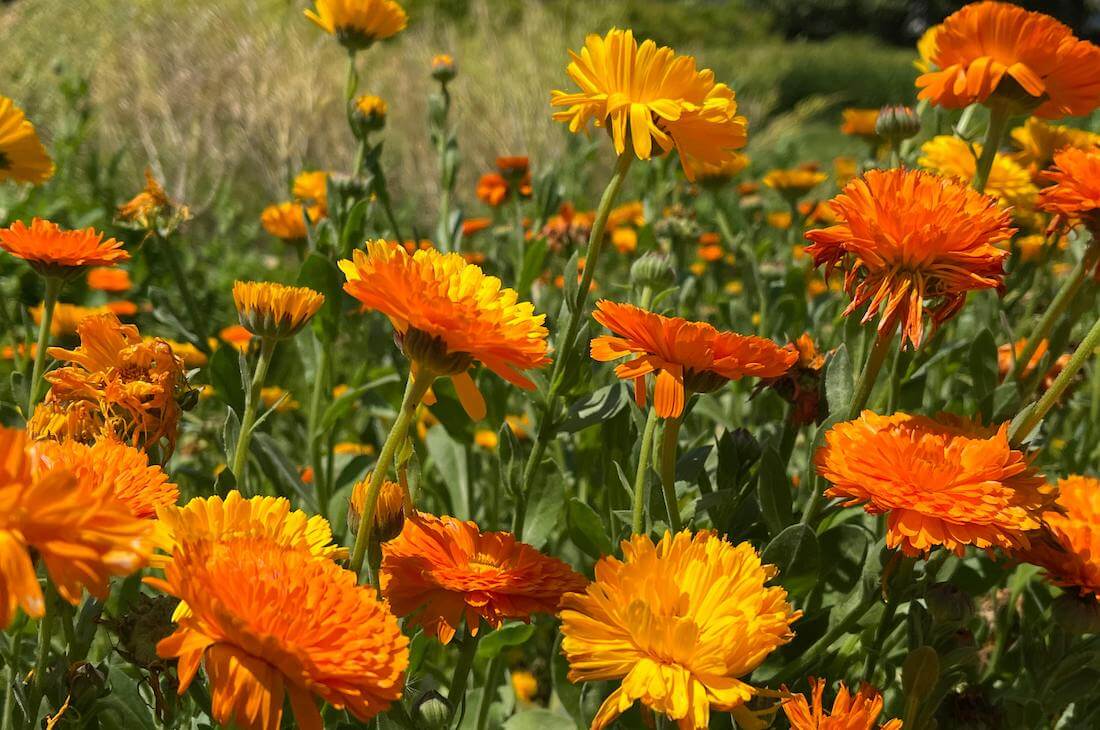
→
(400, 327, 474, 377)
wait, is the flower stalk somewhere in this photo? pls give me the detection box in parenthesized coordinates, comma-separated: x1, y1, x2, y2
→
(447, 626, 482, 725)
(972, 102, 1011, 194)
(631, 408, 660, 534)
(658, 414, 684, 532)
(26, 275, 61, 415)
(230, 336, 277, 488)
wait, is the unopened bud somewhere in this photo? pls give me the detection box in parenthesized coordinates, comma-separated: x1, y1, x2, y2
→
(431, 54, 457, 83)
(630, 252, 675, 292)
(875, 105, 921, 144)
(415, 690, 451, 729)
(352, 94, 387, 134)
(348, 474, 407, 542)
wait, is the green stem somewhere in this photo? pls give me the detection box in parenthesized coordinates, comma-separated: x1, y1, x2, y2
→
(658, 415, 684, 532)
(349, 367, 435, 576)
(1010, 240, 1099, 383)
(972, 103, 1011, 193)
(29, 588, 58, 721)
(161, 234, 209, 353)
(861, 556, 915, 679)
(474, 655, 503, 730)
(308, 336, 330, 511)
(1, 662, 12, 730)
(448, 628, 481, 726)
(774, 588, 879, 684)
(344, 51, 359, 106)
(631, 408, 660, 535)
(512, 150, 633, 540)
(231, 337, 277, 488)
(27, 276, 61, 415)
(1010, 313, 1100, 444)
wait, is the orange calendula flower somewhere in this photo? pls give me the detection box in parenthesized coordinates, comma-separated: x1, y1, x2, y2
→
(551, 28, 747, 180)
(117, 167, 188, 231)
(33, 439, 178, 519)
(339, 241, 550, 420)
(0, 95, 54, 184)
(477, 172, 509, 207)
(805, 168, 1013, 349)
(815, 412, 1054, 557)
(684, 152, 749, 188)
(233, 281, 324, 340)
(348, 474, 406, 541)
(759, 333, 827, 426)
(152, 337, 208, 368)
(915, 2, 1100, 117)
(381, 513, 587, 644)
(1037, 147, 1100, 229)
(841, 108, 880, 139)
(764, 167, 828, 201)
(461, 217, 492, 237)
(590, 300, 796, 419)
(1021, 475, 1100, 597)
(560, 530, 799, 730)
(0, 218, 128, 278)
(304, 0, 407, 50)
(782, 678, 903, 730)
(260, 201, 309, 241)
(31, 302, 114, 337)
(0, 427, 151, 628)
(151, 538, 408, 730)
(353, 94, 387, 131)
(87, 267, 131, 292)
(32, 314, 188, 452)
(292, 170, 328, 219)
(1010, 117, 1100, 181)
(219, 324, 253, 352)
(918, 135, 1037, 211)
(997, 339, 1068, 392)
(431, 53, 457, 82)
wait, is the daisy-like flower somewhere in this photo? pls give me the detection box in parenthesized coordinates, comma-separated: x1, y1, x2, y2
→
(0, 95, 54, 184)
(683, 153, 749, 188)
(233, 281, 324, 340)
(915, 2, 1100, 118)
(153, 491, 347, 567)
(260, 202, 309, 241)
(560, 530, 799, 730)
(805, 168, 1014, 349)
(590, 300, 796, 419)
(477, 172, 510, 207)
(782, 678, 903, 730)
(815, 411, 1054, 557)
(292, 170, 328, 219)
(30, 314, 188, 451)
(339, 241, 550, 420)
(87, 267, 131, 292)
(0, 218, 127, 279)
(551, 28, 747, 180)
(763, 167, 828, 202)
(381, 513, 587, 644)
(1010, 118, 1100, 181)
(151, 537, 408, 730)
(918, 135, 1037, 211)
(305, 0, 407, 51)
(841, 108, 880, 139)
(1020, 475, 1100, 597)
(0, 427, 150, 628)
(1037, 147, 1100, 229)
(33, 439, 178, 520)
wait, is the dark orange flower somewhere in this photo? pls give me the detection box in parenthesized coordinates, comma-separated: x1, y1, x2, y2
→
(590, 300, 796, 418)
(461, 217, 492, 237)
(381, 513, 587, 644)
(815, 412, 1053, 557)
(1037, 146, 1100, 229)
(33, 438, 178, 519)
(87, 267, 132, 292)
(758, 333, 828, 426)
(915, 2, 1100, 117)
(0, 218, 128, 278)
(117, 168, 188, 230)
(0, 427, 151, 628)
(782, 678, 902, 730)
(1020, 475, 1100, 597)
(805, 168, 1013, 349)
(219, 324, 254, 352)
(997, 339, 1069, 392)
(477, 172, 508, 206)
(496, 156, 530, 177)
(151, 537, 407, 730)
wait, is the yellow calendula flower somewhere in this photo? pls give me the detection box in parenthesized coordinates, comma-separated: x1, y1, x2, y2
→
(261, 202, 309, 241)
(348, 474, 405, 541)
(431, 53, 457, 83)
(512, 670, 538, 704)
(919, 135, 1037, 211)
(334, 441, 375, 456)
(0, 95, 54, 184)
(474, 429, 498, 449)
(840, 108, 880, 139)
(551, 28, 747, 180)
(233, 281, 325, 340)
(763, 168, 828, 201)
(560, 530, 799, 729)
(292, 170, 329, 219)
(353, 94, 387, 132)
(305, 0, 408, 50)
(914, 23, 942, 73)
(1010, 117, 1100, 181)
(260, 386, 299, 412)
(683, 152, 749, 188)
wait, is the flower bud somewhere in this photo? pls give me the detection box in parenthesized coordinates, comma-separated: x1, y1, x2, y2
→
(431, 54, 457, 83)
(925, 581, 974, 625)
(348, 474, 407, 543)
(415, 690, 451, 729)
(352, 94, 387, 134)
(875, 105, 921, 144)
(630, 252, 675, 292)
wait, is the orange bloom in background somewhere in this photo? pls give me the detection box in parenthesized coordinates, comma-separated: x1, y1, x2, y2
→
(33, 438, 178, 519)
(1037, 147, 1100, 228)
(292, 170, 329, 219)
(607, 201, 645, 229)
(305, 0, 407, 49)
(805, 168, 1013, 349)
(105, 300, 138, 317)
(759, 333, 827, 426)
(840, 108, 880, 139)
(31, 314, 188, 451)
(763, 167, 828, 200)
(833, 156, 858, 187)
(381, 513, 586, 644)
(340, 241, 550, 420)
(151, 537, 408, 730)
(233, 281, 324, 340)
(219, 324, 253, 351)
(551, 28, 747, 180)
(461, 217, 492, 237)
(87, 267, 131, 292)
(683, 152, 749, 186)
(997, 339, 1069, 392)
(782, 678, 903, 730)
(496, 156, 530, 177)
(1021, 475, 1100, 597)
(1010, 117, 1100, 180)
(590, 300, 796, 418)
(477, 172, 509, 206)
(261, 201, 309, 240)
(915, 2, 1100, 117)
(0, 218, 128, 278)
(0, 95, 54, 184)
(560, 530, 799, 730)
(611, 227, 637, 254)
(31, 301, 115, 337)
(348, 474, 406, 540)
(815, 411, 1053, 557)
(0, 427, 150, 628)
(117, 167, 188, 230)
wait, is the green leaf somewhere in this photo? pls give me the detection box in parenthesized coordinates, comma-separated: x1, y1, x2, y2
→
(209, 345, 245, 414)
(498, 420, 520, 498)
(715, 428, 761, 491)
(502, 709, 577, 730)
(524, 460, 566, 550)
(519, 239, 549, 296)
(95, 668, 157, 730)
(824, 344, 852, 416)
(552, 637, 584, 726)
(567, 498, 613, 559)
(297, 253, 343, 342)
(968, 328, 998, 417)
(559, 383, 628, 433)
(477, 622, 536, 661)
(425, 425, 469, 518)
(251, 432, 316, 510)
(902, 645, 940, 702)
(761, 524, 820, 597)
(756, 447, 793, 537)
(313, 374, 401, 443)
(222, 406, 240, 466)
